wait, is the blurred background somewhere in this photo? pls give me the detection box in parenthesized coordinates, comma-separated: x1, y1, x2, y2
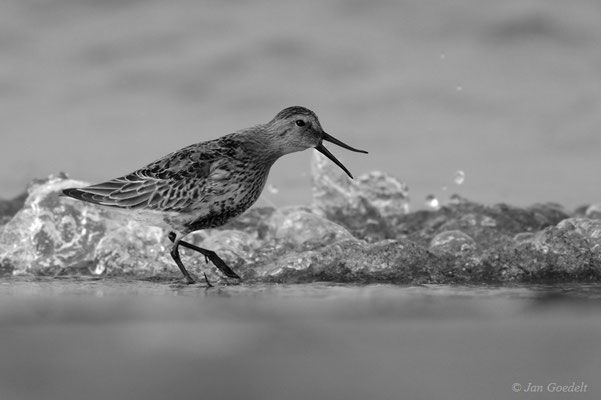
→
(1, 0, 600, 209)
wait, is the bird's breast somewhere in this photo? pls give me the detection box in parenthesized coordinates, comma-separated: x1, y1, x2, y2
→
(182, 161, 272, 231)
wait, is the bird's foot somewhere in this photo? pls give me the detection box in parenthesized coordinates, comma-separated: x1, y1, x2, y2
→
(180, 272, 198, 285)
(174, 237, 242, 280)
(177, 273, 212, 287)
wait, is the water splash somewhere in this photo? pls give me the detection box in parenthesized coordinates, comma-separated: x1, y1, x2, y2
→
(449, 194, 468, 204)
(3, 173, 599, 285)
(311, 151, 410, 239)
(454, 170, 465, 185)
(425, 195, 440, 210)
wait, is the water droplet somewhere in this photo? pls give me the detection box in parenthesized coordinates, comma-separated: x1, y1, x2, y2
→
(454, 170, 465, 185)
(92, 263, 106, 275)
(267, 184, 279, 195)
(425, 195, 440, 210)
(456, 85, 463, 92)
(439, 53, 446, 60)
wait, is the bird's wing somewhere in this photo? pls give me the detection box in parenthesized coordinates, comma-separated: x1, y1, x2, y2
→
(62, 138, 242, 212)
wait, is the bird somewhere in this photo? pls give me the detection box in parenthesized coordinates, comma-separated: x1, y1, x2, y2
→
(62, 106, 368, 285)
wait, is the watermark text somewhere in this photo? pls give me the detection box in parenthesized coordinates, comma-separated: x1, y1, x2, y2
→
(512, 382, 588, 393)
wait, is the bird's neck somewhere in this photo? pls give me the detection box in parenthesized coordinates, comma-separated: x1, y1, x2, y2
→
(231, 126, 285, 165)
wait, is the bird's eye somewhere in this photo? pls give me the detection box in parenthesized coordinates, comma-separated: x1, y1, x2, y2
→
(295, 120, 305, 127)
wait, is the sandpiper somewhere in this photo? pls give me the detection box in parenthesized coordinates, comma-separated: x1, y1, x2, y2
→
(62, 106, 367, 285)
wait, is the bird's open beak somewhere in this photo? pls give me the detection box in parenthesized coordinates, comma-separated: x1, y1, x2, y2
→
(315, 132, 368, 179)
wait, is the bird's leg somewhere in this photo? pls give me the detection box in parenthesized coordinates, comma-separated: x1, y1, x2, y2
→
(179, 241, 241, 280)
(203, 273, 212, 287)
(168, 232, 241, 280)
(168, 233, 198, 285)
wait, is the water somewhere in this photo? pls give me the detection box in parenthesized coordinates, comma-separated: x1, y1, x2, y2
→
(454, 170, 465, 185)
(425, 194, 440, 210)
(0, 278, 600, 399)
(1, 2, 600, 396)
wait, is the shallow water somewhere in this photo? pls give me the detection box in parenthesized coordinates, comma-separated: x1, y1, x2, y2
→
(1, 278, 599, 399)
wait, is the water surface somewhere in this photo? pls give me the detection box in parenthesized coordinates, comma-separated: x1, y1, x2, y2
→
(1, 279, 599, 399)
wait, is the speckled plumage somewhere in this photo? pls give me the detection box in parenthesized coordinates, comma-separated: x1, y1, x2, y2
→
(63, 106, 367, 285)
(65, 133, 275, 233)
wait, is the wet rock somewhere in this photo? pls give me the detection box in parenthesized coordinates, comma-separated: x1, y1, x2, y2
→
(311, 151, 409, 241)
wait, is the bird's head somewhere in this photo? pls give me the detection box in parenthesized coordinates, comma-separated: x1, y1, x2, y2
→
(266, 106, 368, 178)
